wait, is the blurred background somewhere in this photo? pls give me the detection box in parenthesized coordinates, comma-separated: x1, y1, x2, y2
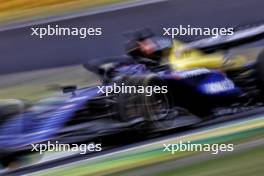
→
(0, 0, 127, 24)
(0, 0, 264, 176)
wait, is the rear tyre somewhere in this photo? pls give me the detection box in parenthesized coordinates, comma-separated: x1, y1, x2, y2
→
(0, 152, 42, 170)
(0, 99, 28, 124)
(256, 49, 264, 87)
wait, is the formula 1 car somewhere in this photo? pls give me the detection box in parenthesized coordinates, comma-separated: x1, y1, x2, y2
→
(0, 24, 264, 168)
(86, 25, 264, 120)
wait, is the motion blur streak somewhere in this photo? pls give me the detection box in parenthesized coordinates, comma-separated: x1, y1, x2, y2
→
(0, 0, 127, 24)
(0, 0, 264, 176)
(31, 116, 264, 176)
(0, 0, 264, 74)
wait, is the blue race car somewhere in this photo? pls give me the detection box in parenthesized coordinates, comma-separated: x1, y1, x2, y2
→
(1, 29, 264, 168)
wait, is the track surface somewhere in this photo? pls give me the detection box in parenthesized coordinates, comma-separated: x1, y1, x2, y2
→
(0, 0, 264, 74)
(3, 107, 264, 176)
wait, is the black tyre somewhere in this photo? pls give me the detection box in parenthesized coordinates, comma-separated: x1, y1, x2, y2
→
(117, 74, 199, 131)
(256, 49, 264, 87)
(115, 75, 146, 121)
(140, 75, 200, 131)
(0, 99, 28, 125)
(0, 152, 42, 169)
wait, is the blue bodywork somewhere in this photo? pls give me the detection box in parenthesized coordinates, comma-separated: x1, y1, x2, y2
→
(0, 87, 100, 149)
(0, 64, 243, 151)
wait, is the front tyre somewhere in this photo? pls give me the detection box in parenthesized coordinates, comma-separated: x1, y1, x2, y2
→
(140, 75, 200, 131)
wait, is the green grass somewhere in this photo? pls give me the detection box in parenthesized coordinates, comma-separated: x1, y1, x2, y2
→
(34, 118, 264, 176)
(0, 65, 99, 101)
(158, 146, 264, 176)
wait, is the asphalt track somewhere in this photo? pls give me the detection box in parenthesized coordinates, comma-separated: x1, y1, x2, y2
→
(4, 109, 264, 176)
(0, 0, 264, 74)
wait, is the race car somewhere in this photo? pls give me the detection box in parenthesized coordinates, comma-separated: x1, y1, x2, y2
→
(0, 24, 264, 168)
(124, 26, 264, 72)
(122, 26, 264, 104)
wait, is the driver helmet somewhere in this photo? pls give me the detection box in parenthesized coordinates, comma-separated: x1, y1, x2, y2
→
(127, 36, 173, 63)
